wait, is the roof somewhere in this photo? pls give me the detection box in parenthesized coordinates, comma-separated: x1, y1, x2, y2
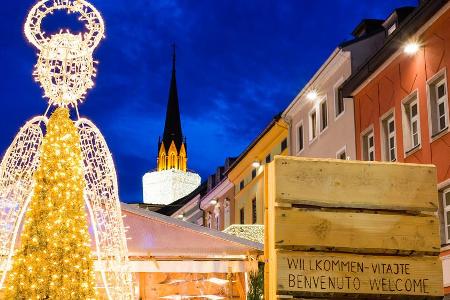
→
(156, 181, 207, 216)
(160, 47, 184, 153)
(342, 0, 446, 97)
(224, 113, 283, 175)
(351, 19, 384, 38)
(122, 203, 263, 258)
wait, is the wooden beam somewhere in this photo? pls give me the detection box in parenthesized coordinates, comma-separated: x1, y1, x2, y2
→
(274, 208, 440, 254)
(272, 156, 438, 211)
(235, 273, 246, 300)
(265, 163, 278, 300)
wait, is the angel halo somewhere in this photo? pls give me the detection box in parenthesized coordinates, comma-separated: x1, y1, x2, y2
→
(24, 0, 105, 107)
(0, 0, 134, 299)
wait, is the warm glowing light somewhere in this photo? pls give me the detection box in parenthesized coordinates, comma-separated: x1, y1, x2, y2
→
(207, 277, 229, 285)
(177, 213, 184, 219)
(404, 41, 420, 55)
(210, 199, 218, 206)
(5, 108, 97, 299)
(306, 90, 319, 101)
(24, 0, 105, 107)
(252, 160, 261, 168)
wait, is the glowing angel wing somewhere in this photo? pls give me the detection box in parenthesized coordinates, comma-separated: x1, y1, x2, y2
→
(76, 118, 134, 300)
(0, 116, 47, 287)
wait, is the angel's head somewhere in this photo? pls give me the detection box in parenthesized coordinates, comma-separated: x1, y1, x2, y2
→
(24, 0, 105, 108)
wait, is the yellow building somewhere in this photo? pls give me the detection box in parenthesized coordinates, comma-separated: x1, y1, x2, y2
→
(226, 115, 288, 225)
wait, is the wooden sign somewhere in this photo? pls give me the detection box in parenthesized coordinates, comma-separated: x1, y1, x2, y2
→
(277, 251, 443, 296)
(264, 157, 443, 299)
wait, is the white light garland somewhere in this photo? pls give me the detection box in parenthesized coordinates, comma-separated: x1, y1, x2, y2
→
(143, 169, 201, 205)
(223, 224, 264, 244)
(24, 0, 105, 107)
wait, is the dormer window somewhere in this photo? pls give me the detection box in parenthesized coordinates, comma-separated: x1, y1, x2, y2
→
(387, 23, 397, 35)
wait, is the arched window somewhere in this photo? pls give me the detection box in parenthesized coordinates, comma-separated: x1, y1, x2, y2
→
(214, 204, 221, 231)
(206, 212, 212, 229)
(169, 153, 176, 169)
(179, 154, 186, 171)
(224, 199, 231, 229)
(160, 154, 166, 170)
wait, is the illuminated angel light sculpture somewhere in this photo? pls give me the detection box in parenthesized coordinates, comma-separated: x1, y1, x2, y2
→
(0, 0, 134, 298)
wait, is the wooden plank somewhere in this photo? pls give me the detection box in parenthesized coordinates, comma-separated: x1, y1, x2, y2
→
(275, 208, 440, 253)
(277, 251, 443, 297)
(264, 163, 277, 300)
(236, 273, 246, 300)
(272, 156, 438, 211)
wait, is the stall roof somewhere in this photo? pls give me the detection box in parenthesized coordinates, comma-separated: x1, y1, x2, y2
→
(122, 204, 263, 259)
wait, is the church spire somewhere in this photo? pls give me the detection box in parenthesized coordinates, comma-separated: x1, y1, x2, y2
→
(162, 44, 183, 152)
(157, 45, 187, 172)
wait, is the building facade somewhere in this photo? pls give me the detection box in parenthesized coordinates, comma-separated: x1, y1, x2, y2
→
(142, 50, 201, 206)
(342, 0, 450, 296)
(227, 115, 288, 226)
(200, 157, 236, 231)
(283, 19, 389, 159)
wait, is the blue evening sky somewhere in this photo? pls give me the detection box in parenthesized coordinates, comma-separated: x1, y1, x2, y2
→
(0, 0, 417, 202)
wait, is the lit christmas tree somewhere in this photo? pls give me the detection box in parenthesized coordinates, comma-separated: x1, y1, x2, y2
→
(5, 108, 97, 299)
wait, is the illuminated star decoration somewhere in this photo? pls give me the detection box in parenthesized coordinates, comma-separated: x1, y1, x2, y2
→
(0, 0, 134, 299)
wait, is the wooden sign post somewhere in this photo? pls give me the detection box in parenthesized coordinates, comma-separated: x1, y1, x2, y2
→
(264, 156, 443, 299)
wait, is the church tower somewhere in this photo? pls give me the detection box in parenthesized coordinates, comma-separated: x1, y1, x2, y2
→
(143, 47, 201, 205)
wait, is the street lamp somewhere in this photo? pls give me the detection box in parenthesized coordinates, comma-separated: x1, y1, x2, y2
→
(252, 160, 261, 168)
(404, 41, 420, 55)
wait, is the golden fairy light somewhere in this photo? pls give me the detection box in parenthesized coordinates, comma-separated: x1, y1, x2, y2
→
(5, 108, 97, 299)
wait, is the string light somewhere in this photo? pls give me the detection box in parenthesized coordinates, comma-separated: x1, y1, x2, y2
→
(24, 0, 105, 107)
(5, 108, 97, 299)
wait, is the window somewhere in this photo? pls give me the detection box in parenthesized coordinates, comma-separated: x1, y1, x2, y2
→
(239, 180, 244, 190)
(297, 123, 304, 152)
(265, 154, 271, 164)
(252, 198, 257, 224)
(337, 148, 346, 160)
(224, 199, 231, 229)
(206, 212, 212, 229)
(387, 23, 397, 35)
(251, 169, 257, 179)
(362, 130, 375, 161)
(215, 209, 220, 231)
(281, 138, 288, 152)
(240, 208, 245, 224)
(443, 190, 450, 243)
(402, 94, 420, 153)
(335, 87, 344, 117)
(429, 74, 448, 137)
(320, 99, 328, 132)
(381, 114, 396, 161)
(309, 110, 317, 140)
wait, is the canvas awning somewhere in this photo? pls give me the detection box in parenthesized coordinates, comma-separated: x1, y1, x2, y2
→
(121, 204, 263, 274)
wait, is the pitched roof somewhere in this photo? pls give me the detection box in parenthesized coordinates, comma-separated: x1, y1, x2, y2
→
(224, 113, 283, 175)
